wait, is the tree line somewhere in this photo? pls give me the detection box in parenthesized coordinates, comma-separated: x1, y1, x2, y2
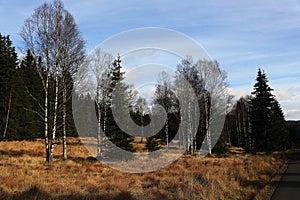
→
(0, 0, 293, 164)
(74, 51, 230, 159)
(222, 69, 292, 153)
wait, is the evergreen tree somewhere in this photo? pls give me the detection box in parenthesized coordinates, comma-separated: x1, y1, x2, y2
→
(105, 55, 135, 152)
(145, 136, 160, 152)
(250, 68, 290, 152)
(249, 69, 274, 152)
(17, 50, 44, 139)
(269, 99, 291, 150)
(0, 33, 18, 140)
(212, 131, 229, 156)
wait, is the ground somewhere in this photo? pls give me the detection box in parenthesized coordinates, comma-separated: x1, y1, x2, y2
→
(0, 138, 292, 200)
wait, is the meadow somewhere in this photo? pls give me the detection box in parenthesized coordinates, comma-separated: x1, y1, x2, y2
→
(0, 138, 291, 200)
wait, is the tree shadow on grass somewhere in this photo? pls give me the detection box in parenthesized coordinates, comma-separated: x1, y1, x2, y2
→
(0, 185, 135, 200)
(0, 150, 43, 157)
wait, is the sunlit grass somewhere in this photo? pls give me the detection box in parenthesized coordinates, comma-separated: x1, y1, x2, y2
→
(0, 138, 291, 199)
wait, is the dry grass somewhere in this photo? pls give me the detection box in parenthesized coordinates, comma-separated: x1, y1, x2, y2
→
(0, 138, 291, 200)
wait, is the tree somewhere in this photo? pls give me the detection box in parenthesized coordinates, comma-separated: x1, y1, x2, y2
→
(174, 57, 229, 156)
(235, 96, 251, 148)
(59, 9, 85, 159)
(105, 55, 135, 153)
(20, 0, 85, 162)
(145, 136, 160, 152)
(17, 50, 44, 140)
(212, 132, 229, 156)
(175, 57, 203, 155)
(250, 68, 290, 152)
(154, 71, 177, 151)
(0, 33, 18, 139)
(249, 68, 274, 152)
(269, 99, 291, 150)
(86, 48, 113, 159)
(195, 59, 229, 155)
(222, 96, 251, 150)
(143, 105, 163, 152)
(134, 97, 150, 143)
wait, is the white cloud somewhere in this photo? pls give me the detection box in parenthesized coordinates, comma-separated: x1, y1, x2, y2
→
(231, 88, 251, 101)
(273, 90, 294, 101)
(284, 109, 300, 120)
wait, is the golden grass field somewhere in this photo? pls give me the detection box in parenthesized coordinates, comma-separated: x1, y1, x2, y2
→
(0, 137, 291, 200)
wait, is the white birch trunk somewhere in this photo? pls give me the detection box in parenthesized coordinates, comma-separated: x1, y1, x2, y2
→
(103, 103, 107, 148)
(50, 10, 61, 162)
(62, 88, 67, 159)
(50, 63, 59, 162)
(45, 76, 50, 163)
(205, 96, 212, 155)
(165, 117, 169, 151)
(188, 99, 193, 155)
(3, 90, 12, 139)
(97, 103, 102, 158)
(141, 115, 144, 143)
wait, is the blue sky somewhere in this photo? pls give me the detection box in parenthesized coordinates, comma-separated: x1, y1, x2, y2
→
(0, 0, 300, 119)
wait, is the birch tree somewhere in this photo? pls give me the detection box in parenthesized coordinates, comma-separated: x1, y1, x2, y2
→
(58, 10, 85, 159)
(87, 48, 113, 159)
(20, 2, 53, 162)
(134, 97, 150, 143)
(195, 60, 229, 155)
(154, 71, 177, 151)
(176, 57, 203, 154)
(20, 0, 85, 162)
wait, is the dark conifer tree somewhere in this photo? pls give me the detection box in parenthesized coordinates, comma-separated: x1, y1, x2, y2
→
(145, 136, 160, 152)
(212, 131, 228, 156)
(269, 99, 291, 150)
(105, 55, 135, 152)
(250, 68, 290, 152)
(249, 69, 274, 151)
(17, 50, 44, 139)
(0, 33, 18, 140)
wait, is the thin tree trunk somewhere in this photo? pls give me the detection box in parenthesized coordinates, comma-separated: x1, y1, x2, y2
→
(188, 99, 194, 155)
(45, 76, 50, 163)
(3, 90, 12, 139)
(194, 102, 198, 154)
(141, 115, 144, 143)
(50, 8, 62, 162)
(165, 117, 169, 151)
(205, 94, 212, 155)
(97, 103, 102, 159)
(62, 88, 67, 159)
(50, 63, 59, 162)
(103, 103, 107, 148)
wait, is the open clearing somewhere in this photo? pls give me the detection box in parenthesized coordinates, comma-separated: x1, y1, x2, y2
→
(0, 138, 291, 200)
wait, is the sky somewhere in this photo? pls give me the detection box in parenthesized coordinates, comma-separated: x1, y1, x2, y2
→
(0, 0, 300, 120)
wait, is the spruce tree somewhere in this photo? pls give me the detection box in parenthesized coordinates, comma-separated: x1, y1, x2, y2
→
(17, 50, 44, 139)
(105, 55, 135, 152)
(0, 34, 18, 140)
(212, 132, 229, 156)
(269, 99, 291, 150)
(250, 68, 290, 152)
(250, 69, 274, 151)
(145, 136, 160, 152)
